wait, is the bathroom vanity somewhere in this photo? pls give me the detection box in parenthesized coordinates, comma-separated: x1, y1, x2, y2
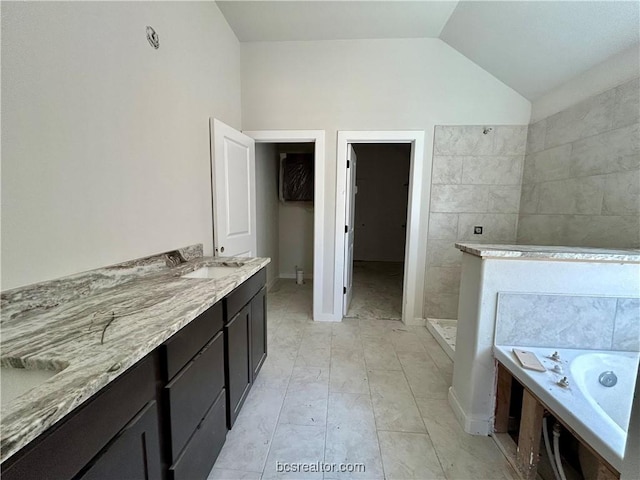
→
(0, 246, 269, 480)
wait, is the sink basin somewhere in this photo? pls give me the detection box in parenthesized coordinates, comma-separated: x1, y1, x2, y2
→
(1, 367, 59, 407)
(181, 265, 242, 280)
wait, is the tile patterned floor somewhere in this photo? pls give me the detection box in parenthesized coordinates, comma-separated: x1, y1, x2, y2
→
(346, 262, 404, 320)
(209, 280, 518, 480)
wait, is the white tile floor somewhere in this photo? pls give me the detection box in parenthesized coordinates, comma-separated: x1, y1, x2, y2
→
(209, 280, 518, 480)
(346, 262, 404, 320)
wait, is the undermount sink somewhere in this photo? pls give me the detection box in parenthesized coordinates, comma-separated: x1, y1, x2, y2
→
(181, 263, 244, 280)
(1, 366, 61, 407)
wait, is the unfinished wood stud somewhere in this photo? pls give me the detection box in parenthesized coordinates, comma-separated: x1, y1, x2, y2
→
(495, 363, 512, 433)
(516, 389, 544, 480)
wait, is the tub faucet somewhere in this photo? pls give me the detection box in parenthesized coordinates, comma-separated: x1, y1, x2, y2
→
(550, 351, 561, 361)
(557, 376, 569, 388)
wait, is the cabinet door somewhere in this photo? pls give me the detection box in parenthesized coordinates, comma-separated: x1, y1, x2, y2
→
(225, 304, 251, 429)
(77, 401, 162, 480)
(1, 355, 157, 480)
(250, 287, 267, 381)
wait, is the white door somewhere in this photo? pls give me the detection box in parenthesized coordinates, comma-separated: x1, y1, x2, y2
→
(343, 145, 357, 314)
(210, 118, 256, 257)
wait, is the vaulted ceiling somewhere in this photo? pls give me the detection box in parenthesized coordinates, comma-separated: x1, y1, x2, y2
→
(216, 1, 640, 100)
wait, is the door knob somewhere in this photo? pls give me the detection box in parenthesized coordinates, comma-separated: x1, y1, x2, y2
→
(220, 246, 225, 253)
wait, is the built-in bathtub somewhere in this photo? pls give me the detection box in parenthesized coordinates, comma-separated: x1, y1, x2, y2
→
(494, 346, 639, 472)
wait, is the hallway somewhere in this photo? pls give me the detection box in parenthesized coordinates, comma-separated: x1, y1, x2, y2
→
(346, 262, 404, 320)
(209, 280, 517, 480)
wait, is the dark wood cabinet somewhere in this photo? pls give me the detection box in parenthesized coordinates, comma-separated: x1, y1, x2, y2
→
(2, 267, 267, 480)
(77, 401, 162, 480)
(1, 354, 161, 480)
(162, 302, 223, 380)
(225, 303, 252, 429)
(161, 303, 227, 478)
(250, 287, 267, 381)
(164, 330, 225, 458)
(168, 390, 227, 480)
(223, 269, 267, 429)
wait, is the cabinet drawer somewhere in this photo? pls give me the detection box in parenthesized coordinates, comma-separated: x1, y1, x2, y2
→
(168, 390, 227, 480)
(165, 330, 224, 459)
(163, 301, 223, 380)
(225, 268, 266, 321)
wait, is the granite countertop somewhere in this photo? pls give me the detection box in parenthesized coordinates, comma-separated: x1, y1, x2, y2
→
(0, 251, 270, 463)
(455, 243, 640, 263)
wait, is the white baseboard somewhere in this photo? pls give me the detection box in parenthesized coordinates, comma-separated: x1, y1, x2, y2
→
(266, 276, 279, 292)
(448, 387, 491, 436)
(312, 313, 342, 322)
(405, 317, 425, 326)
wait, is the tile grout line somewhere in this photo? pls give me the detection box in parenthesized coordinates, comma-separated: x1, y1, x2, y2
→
(397, 333, 449, 479)
(322, 327, 340, 480)
(264, 280, 522, 479)
(360, 320, 388, 480)
(257, 309, 302, 478)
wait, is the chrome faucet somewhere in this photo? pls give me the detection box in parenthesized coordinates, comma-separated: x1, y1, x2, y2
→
(165, 250, 186, 268)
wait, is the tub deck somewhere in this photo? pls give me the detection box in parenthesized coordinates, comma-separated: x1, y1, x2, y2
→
(494, 346, 639, 474)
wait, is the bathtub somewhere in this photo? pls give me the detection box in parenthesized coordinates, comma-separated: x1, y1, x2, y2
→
(494, 346, 639, 472)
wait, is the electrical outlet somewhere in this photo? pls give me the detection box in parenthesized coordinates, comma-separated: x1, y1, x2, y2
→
(474, 226, 483, 235)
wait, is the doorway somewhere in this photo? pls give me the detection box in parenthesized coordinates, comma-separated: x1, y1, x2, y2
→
(245, 130, 326, 322)
(336, 131, 427, 325)
(345, 143, 411, 320)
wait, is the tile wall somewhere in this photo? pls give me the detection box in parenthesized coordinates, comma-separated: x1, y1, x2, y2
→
(496, 293, 640, 351)
(425, 125, 528, 319)
(518, 77, 640, 248)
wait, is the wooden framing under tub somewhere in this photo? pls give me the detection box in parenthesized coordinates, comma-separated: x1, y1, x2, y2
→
(494, 361, 620, 480)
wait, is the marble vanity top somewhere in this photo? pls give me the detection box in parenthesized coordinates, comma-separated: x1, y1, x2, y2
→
(0, 247, 269, 463)
(456, 243, 640, 263)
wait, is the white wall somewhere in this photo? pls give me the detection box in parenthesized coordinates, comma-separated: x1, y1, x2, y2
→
(352, 144, 410, 263)
(255, 143, 279, 285)
(1, 1, 241, 290)
(241, 38, 531, 318)
(531, 44, 640, 123)
(277, 143, 315, 277)
(279, 203, 314, 277)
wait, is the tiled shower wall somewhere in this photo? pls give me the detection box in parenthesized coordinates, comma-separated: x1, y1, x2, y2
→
(518, 77, 640, 247)
(424, 125, 528, 319)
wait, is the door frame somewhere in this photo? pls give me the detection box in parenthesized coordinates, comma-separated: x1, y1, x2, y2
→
(335, 131, 427, 325)
(243, 130, 326, 322)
